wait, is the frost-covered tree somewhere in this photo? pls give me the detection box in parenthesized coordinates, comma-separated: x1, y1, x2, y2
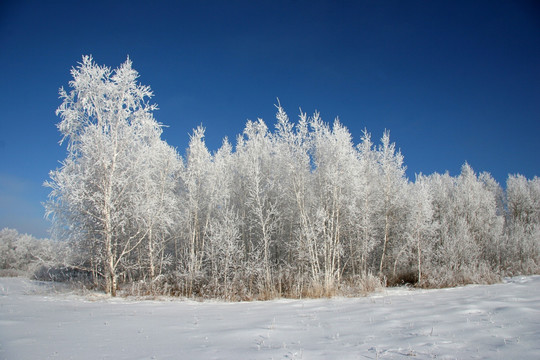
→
(203, 138, 245, 299)
(505, 174, 540, 272)
(177, 126, 215, 294)
(405, 175, 434, 284)
(0, 228, 64, 275)
(271, 106, 315, 293)
(351, 130, 381, 276)
(309, 114, 359, 293)
(235, 119, 282, 294)
(455, 164, 504, 271)
(0, 228, 21, 270)
(375, 131, 408, 279)
(45, 58, 540, 297)
(135, 132, 181, 282)
(425, 172, 465, 284)
(45, 56, 177, 296)
(423, 164, 504, 286)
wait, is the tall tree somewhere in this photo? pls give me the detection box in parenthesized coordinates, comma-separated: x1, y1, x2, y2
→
(310, 115, 358, 293)
(376, 131, 408, 278)
(406, 175, 434, 283)
(179, 126, 215, 294)
(352, 130, 380, 276)
(235, 119, 280, 294)
(455, 164, 504, 270)
(273, 107, 316, 291)
(136, 132, 181, 281)
(203, 138, 244, 299)
(46, 56, 172, 296)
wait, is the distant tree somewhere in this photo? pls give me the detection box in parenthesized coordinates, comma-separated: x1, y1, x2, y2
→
(505, 174, 540, 272)
(423, 164, 504, 286)
(0, 228, 62, 275)
(0, 228, 19, 270)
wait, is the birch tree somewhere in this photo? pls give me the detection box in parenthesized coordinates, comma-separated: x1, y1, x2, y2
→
(376, 131, 408, 279)
(235, 119, 280, 294)
(179, 126, 215, 294)
(136, 133, 181, 282)
(455, 164, 504, 271)
(272, 106, 315, 292)
(310, 115, 359, 293)
(406, 175, 434, 283)
(506, 174, 540, 272)
(203, 138, 245, 299)
(352, 130, 380, 276)
(46, 56, 170, 296)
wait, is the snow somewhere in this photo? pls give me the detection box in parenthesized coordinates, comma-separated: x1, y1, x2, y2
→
(1, 277, 539, 359)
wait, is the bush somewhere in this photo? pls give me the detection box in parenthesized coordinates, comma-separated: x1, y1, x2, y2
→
(33, 264, 95, 284)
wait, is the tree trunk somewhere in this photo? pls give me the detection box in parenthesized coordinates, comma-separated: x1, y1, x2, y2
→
(106, 231, 117, 297)
(149, 227, 155, 280)
(379, 213, 390, 276)
(417, 227, 422, 284)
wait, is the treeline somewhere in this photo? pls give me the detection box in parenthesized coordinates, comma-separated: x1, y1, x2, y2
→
(44, 56, 540, 299)
(0, 228, 65, 278)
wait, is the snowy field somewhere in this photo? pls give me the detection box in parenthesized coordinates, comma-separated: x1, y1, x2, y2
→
(1, 277, 539, 359)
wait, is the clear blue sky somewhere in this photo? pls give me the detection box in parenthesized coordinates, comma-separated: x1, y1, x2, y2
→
(1, 0, 539, 238)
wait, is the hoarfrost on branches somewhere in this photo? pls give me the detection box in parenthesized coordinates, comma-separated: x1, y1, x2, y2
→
(44, 56, 540, 298)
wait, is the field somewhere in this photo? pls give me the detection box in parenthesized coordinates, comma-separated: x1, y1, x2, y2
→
(1, 276, 539, 359)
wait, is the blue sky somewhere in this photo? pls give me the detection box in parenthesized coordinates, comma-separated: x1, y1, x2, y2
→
(1, 0, 539, 238)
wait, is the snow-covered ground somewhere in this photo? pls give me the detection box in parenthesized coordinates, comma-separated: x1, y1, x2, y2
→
(1, 277, 539, 359)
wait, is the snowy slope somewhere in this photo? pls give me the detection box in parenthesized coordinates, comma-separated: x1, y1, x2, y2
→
(1, 276, 539, 359)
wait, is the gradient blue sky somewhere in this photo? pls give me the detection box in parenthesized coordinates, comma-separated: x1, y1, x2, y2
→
(1, 0, 539, 238)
